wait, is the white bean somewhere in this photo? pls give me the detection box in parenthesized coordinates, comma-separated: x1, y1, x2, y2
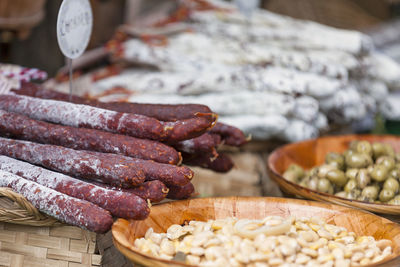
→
(332, 247, 344, 260)
(133, 216, 393, 267)
(351, 252, 364, 262)
(160, 239, 175, 255)
(334, 259, 350, 267)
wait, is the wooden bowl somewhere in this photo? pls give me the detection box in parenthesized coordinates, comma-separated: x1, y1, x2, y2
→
(112, 196, 400, 267)
(268, 134, 400, 215)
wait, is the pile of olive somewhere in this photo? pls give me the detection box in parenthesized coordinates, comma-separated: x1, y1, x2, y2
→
(282, 140, 400, 204)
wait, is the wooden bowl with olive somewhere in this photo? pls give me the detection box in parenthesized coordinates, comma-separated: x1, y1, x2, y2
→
(267, 135, 400, 215)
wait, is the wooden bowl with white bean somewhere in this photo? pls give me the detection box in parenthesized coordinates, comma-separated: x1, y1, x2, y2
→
(112, 197, 400, 267)
(268, 134, 400, 215)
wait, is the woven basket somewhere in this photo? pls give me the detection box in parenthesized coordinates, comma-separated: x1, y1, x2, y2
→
(0, 187, 101, 267)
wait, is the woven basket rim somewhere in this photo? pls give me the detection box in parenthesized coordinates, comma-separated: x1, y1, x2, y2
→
(0, 187, 61, 227)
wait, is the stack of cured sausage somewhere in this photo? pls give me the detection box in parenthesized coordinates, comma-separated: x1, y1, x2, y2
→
(0, 81, 247, 233)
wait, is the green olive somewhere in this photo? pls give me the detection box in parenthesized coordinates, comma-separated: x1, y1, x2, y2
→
(379, 189, 395, 202)
(309, 167, 319, 176)
(335, 191, 347, 198)
(349, 141, 359, 151)
(372, 142, 386, 159)
(287, 164, 304, 174)
(383, 144, 395, 157)
(283, 170, 300, 183)
(388, 195, 400, 205)
(395, 153, 400, 163)
(307, 176, 318, 191)
(343, 149, 355, 159)
(345, 169, 358, 180)
(361, 186, 379, 201)
(370, 183, 382, 194)
(356, 169, 370, 189)
(376, 156, 395, 171)
(347, 189, 361, 200)
(325, 152, 344, 170)
(370, 165, 389, 182)
(367, 165, 374, 174)
(328, 160, 344, 170)
(299, 179, 308, 188)
(383, 177, 400, 193)
(326, 169, 347, 187)
(328, 186, 334, 195)
(355, 141, 373, 156)
(317, 164, 336, 178)
(317, 178, 332, 193)
(345, 153, 373, 169)
(283, 165, 304, 183)
(388, 198, 400, 205)
(344, 179, 358, 193)
(389, 168, 400, 180)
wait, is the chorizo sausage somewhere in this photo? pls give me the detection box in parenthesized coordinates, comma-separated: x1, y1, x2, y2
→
(0, 169, 113, 233)
(183, 152, 234, 173)
(0, 137, 145, 187)
(0, 137, 193, 187)
(90, 180, 168, 203)
(13, 82, 212, 121)
(0, 94, 216, 143)
(173, 133, 219, 155)
(79, 153, 194, 187)
(135, 159, 193, 186)
(14, 83, 247, 146)
(209, 122, 248, 146)
(0, 109, 181, 165)
(13, 82, 96, 105)
(167, 182, 195, 200)
(0, 155, 150, 220)
(101, 102, 212, 121)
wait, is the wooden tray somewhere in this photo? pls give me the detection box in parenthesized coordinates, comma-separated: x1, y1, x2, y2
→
(112, 196, 400, 267)
(268, 134, 400, 215)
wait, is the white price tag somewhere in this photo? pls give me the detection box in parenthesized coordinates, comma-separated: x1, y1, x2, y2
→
(57, 0, 93, 59)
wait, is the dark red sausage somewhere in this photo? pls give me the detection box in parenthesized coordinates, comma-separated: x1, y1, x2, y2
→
(90, 180, 169, 203)
(210, 133, 222, 147)
(0, 137, 145, 187)
(13, 83, 247, 147)
(0, 169, 113, 233)
(0, 94, 216, 143)
(101, 102, 212, 121)
(167, 182, 195, 200)
(209, 122, 248, 146)
(0, 155, 150, 220)
(136, 160, 194, 186)
(83, 153, 194, 187)
(13, 82, 212, 121)
(183, 152, 234, 173)
(0, 136, 193, 187)
(0, 109, 181, 165)
(13, 82, 97, 105)
(173, 133, 219, 155)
